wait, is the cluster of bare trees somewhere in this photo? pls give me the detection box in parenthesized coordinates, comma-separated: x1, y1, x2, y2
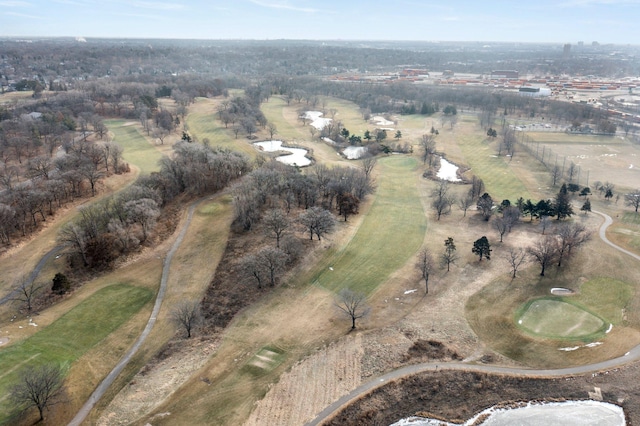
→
(217, 94, 267, 139)
(527, 223, 591, 276)
(58, 143, 249, 268)
(232, 159, 375, 290)
(0, 137, 125, 246)
(233, 161, 373, 232)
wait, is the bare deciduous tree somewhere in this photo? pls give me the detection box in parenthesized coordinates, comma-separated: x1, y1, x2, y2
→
(361, 156, 377, 180)
(416, 248, 435, 294)
(11, 277, 45, 313)
(493, 217, 508, 242)
(267, 122, 278, 140)
(335, 288, 370, 330)
(11, 364, 65, 422)
(58, 223, 89, 266)
(298, 206, 336, 241)
(555, 222, 591, 267)
(432, 180, 453, 220)
(505, 247, 528, 279)
(171, 300, 202, 338)
(262, 209, 290, 248)
(625, 189, 640, 213)
(420, 134, 437, 166)
(124, 198, 160, 242)
(458, 194, 474, 217)
(527, 236, 558, 276)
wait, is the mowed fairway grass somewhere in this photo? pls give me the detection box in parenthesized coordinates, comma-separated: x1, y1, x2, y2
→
(310, 155, 427, 295)
(0, 284, 152, 423)
(105, 120, 164, 173)
(456, 130, 533, 201)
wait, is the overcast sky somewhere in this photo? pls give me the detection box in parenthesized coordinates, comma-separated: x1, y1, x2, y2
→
(1, 0, 639, 44)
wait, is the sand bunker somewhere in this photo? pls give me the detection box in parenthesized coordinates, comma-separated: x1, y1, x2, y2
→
(551, 287, 575, 296)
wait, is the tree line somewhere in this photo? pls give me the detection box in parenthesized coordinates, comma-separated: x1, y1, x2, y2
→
(57, 142, 249, 269)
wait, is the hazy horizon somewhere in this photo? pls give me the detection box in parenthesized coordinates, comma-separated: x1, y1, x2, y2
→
(1, 0, 639, 45)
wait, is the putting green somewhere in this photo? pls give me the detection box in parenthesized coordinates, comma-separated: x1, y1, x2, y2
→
(517, 298, 608, 340)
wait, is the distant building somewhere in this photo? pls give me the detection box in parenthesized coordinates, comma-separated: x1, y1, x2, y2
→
(519, 87, 551, 97)
(491, 70, 519, 79)
(563, 43, 571, 59)
(402, 68, 430, 77)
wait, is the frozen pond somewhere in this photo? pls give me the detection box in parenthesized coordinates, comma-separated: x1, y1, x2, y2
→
(303, 111, 332, 130)
(343, 146, 367, 160)
(392, 400, 625, 426)
(436, 157, 461, 182)
(254, 140, 311, 167)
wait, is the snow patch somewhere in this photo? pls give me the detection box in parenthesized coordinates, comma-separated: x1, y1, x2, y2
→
(343, 146, 367, 160)
(404, 289, 417, 295)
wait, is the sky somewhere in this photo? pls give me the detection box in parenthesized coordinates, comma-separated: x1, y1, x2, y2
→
(1, 0, 640, 44)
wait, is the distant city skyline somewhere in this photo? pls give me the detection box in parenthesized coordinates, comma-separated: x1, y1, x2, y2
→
(1, 0, 640, 44)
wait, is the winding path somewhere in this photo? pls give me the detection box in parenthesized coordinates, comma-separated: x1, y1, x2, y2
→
(306, 209, 640, 426)
(68, 200, 201, 426)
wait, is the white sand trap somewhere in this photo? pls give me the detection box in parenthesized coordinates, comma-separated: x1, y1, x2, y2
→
(254, 141, 311, 167)
(343, 146, 367, 160)
(303, 111, 332, 130)
(436, 158, 461, 182)
(551, 287, 575, 295)
(372, 115, 394, 126)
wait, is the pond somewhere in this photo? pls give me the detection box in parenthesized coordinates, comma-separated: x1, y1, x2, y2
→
(391, 400, 625, 426)
(436, 157, 461, 182)
(254, 140, 311, 167)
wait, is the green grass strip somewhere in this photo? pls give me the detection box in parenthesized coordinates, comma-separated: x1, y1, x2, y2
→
(457, 132, 533, 201)
(0, 284, 152, 421)
(104, 119, 164, 173)
(311, 155, 426, 295)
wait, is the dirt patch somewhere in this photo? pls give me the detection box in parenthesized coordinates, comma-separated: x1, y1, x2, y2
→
(97, 336, 219, 426)
(402, 339, 462, 363)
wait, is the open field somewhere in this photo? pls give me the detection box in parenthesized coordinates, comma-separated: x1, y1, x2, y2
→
(527, 131, 640, 192)
(0, 284, 152, 423)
